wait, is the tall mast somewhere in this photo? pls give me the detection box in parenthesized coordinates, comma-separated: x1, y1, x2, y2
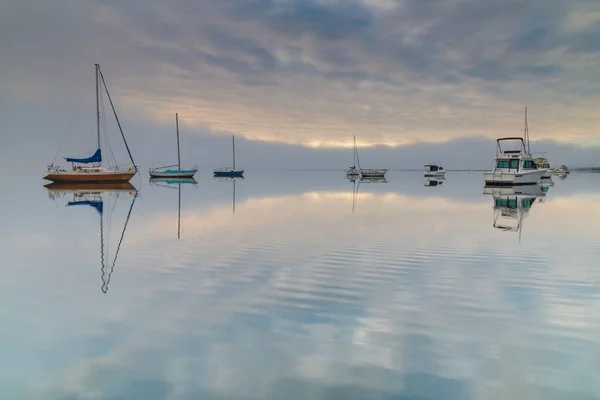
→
(232, 135, 236, 169)
(95, 64, 101, 152)
(524, 106, 530, 154)
(353, 135, 356, 166)
(355, 136, 361, 169)
(176, 113, 181, 170)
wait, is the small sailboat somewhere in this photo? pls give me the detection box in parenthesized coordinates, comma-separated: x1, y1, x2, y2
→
(424, 164, 446, 177)
(214, 136, 244, 177)
(346, 135, 388, 178)
(44, 182, 138, 293)
(149, 113, 198, 178)
(346, 135, 361, 178)
(483, 138, 545, 186)
(44, 64, 137, 183)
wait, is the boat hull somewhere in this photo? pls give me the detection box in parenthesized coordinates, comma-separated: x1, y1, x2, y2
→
(44, 170, 136, 183)
(424, 171, 446, 177)
(213, 170, 244, 177)
(483, 170, 544, 186)
(360, 169, 387, 178)
(149, 169, 197, 178)
(540, 169, 553, 179)
(44, 182, 137, 192)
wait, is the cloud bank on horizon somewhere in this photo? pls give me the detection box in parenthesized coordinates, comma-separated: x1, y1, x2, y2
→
(2, 0, 600, 147)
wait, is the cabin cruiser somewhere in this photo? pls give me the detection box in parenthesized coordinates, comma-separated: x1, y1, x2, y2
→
(484, 138, 545, 186)
(424, 164, 446, 177)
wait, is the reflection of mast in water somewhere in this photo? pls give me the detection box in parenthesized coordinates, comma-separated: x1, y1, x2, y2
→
(149, 177, 198, 239)
(44, 182, 138, 293)
(214, 176, 244, 215)
(347, 175, 387, 213)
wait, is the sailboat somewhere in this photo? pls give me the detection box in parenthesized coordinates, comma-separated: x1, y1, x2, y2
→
(149, 113, 198, 178)
(213, 135, 244, 177)
(346, 135, 361, 178)
(346, 135, 388, 179)
(149, 176, 198, 239)
(44, 64, 137, 183)
(44, 182, 138, 293)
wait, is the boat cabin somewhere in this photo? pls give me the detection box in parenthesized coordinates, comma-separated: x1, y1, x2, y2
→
(425, 165, 444, 172)
(493, 138, 539, 172)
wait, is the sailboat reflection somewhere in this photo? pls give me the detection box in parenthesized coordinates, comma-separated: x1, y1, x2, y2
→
(44, 182, 138, 293)
(483, 184, 549, 241)
(214, 176, 244, 214)
(149, 177, 198, 239)
(424, 177, 445, 187)
(348, 175, 387, 213)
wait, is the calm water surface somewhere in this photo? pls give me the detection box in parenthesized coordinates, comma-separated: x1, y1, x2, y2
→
(2, 172, 600, 399)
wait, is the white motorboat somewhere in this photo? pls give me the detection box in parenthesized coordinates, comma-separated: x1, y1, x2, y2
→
(424, 164, 446, 177)
(483, 137, 545, 186)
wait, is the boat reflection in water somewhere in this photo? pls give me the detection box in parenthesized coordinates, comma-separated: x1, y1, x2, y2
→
(424, 177, 445, 187)
(214, 176, 244, 214)
(44, 182, 138, 293)
(347, 175, 388, 213)
(483, 183, 551, 241)
(149, 177, 198, 239)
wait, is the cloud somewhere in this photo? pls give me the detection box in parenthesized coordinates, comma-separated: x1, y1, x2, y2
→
(1, 0, 600, 149)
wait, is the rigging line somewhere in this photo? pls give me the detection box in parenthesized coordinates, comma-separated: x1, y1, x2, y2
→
(51, 68, 95, 164)
(98, 68, 137, 169)
(102, 191, 138, 294)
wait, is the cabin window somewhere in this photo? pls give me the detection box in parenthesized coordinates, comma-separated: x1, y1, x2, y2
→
(495, 198, 518, 208)
(523, 160, 534, 169)
(496, 160, 510, 168)
(509, 160, 519, 169)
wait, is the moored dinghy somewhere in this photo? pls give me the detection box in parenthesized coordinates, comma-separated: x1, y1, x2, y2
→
(44, 64, 137, 183)
(150, 113, 198, 178)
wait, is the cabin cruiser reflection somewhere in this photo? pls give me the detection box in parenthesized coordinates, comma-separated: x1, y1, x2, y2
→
(483, 184, 547, 239)
(424, 177, 445, 187)
(484, 138, 545, 186)
(44, 182, 138, 293)
(424, 165, 446, 177)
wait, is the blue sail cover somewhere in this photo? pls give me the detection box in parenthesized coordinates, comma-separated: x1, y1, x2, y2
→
(66, 149, 102, 164)
(68, 200, 104, 214)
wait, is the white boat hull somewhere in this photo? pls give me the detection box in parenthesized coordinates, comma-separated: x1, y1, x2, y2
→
(424, 171, 446, 177)
(540, 169, 553, 179)
(360, 169, 387, 178)
(483, 170, 544, 186)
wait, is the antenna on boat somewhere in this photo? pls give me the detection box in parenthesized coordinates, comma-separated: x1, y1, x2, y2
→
(176, 113, 181, 170)
(524, 106, 531, 154)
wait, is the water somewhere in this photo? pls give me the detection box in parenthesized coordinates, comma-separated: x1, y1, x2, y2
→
(2, 171, 600, 399)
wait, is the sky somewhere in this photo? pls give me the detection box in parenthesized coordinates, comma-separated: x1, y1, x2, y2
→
(2, 0, 600, 172)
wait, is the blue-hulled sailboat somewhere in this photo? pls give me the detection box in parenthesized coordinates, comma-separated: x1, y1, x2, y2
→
(213, 135, 244, 177)
(150, 113, 198, 178)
